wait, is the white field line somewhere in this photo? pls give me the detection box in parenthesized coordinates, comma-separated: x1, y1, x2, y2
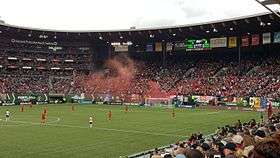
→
(9, 117, 61, 124)
(9, 119, 185, 138)
(206, 112, 220, 115)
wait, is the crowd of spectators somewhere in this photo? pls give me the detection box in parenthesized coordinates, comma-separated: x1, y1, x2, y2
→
(0, 48, 91, 95)
(0, 49, 280, 102)
(174, 58, 280, 99)
(149, 112, 280, 158)
(69, 55, 280, 103)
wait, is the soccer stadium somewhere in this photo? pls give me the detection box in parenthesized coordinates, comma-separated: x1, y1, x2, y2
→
(0, 0, 280, 158)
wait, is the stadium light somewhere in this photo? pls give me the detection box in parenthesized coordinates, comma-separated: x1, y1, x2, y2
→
(149, 34, 155, 38)
(260, 21, 266, 26)
(230, 28, 234, 31)
(267, 22, 272, 25)
(206, 30, 210, 33)
(99, 36, 103, 40)
(126, 41, 133, 45)
(111, 42, 121, 46)
(172, 33, 176, 36)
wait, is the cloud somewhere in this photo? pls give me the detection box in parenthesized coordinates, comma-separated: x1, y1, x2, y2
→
(0, 0, 268, 30)
(132, 17, 177, 28)
(181, 6, 208, 19)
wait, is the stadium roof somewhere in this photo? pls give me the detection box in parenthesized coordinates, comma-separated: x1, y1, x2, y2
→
(0, 12, 279, 44)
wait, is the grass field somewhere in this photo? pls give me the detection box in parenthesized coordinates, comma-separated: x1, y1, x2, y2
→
(0, 104, 260, 158)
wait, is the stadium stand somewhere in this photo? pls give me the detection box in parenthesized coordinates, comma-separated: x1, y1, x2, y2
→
(1, 47, 280, 102)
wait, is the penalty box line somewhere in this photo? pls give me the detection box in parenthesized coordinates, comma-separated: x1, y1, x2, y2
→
(9, 119, 185, 138)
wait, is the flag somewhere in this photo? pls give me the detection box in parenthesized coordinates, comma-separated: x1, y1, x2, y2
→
(228, 37, 237, 48)
(274, 32, 280, 43)
(251, 34, 260, 46)
(263, 32, 271, 44)
(146, 44, 153, 52)
(242, 36, 249, 47)
(155, 42, 162, 52)
(166, 42, 173, 52)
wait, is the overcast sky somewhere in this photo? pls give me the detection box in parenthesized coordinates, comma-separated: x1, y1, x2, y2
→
(0, 0, 269, 31)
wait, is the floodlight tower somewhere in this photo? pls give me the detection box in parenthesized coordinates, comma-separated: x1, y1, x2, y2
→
(255, 0, 280, 17)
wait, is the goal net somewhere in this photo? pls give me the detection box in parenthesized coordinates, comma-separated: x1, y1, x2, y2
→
(145, 97, 173, 107)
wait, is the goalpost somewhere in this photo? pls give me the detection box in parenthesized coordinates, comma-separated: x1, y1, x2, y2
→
(145, 97, 173, 107)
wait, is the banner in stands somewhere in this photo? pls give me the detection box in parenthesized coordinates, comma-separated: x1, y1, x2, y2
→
(18, 95, 36, 102)
(221, 97, 243, 103)
(263, 32, 271, 44)
(228, 37, 237, 48)
(11, 39, 58, 46)
(146, 44, 154, 52)
(274, 32, 280, 43)
(114, 45, 128, 52)
(192, 95, 216, 103)
(210, 37, 227, 48)
(174, 42, 185, 51)
(260, 97, 268, 109)
(272, 101, 280, 107)
(251, 34, 260, 46)
(166, 42, 173, 52)
(242, 36, 249, 47)
(249, 97, 261, 109)
(155, 42, 163, 52)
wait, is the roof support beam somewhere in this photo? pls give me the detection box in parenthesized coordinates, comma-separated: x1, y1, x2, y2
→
(255, 0, 280, 18)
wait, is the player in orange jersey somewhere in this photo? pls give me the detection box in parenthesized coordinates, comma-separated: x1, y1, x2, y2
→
(41, 112, 47, 125)
(125, 105, 128, 113)
(20, 105, 24, 112)
(43, 106, 48, 114)
(172, 109, 175, 118)
(108, 110, 112, 121)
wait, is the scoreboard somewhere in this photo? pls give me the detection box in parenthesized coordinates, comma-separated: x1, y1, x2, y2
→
(185, 39, 210, 51)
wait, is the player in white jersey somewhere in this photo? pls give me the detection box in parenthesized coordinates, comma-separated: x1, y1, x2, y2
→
(5, 110, 10, 122)
(89, 115, 94, 128)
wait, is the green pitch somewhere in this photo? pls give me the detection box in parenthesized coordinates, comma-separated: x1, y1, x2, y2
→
(0, 104, 260, 158)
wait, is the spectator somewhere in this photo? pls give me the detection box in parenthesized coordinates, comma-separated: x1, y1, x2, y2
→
(249, 139, 280, 158)
(223, 142, 237, 158)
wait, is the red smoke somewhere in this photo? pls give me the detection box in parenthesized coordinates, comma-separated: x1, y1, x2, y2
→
(146, 81, 175, 98)
(82, 55, 135, 99)
(80, 55, 175, 101)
